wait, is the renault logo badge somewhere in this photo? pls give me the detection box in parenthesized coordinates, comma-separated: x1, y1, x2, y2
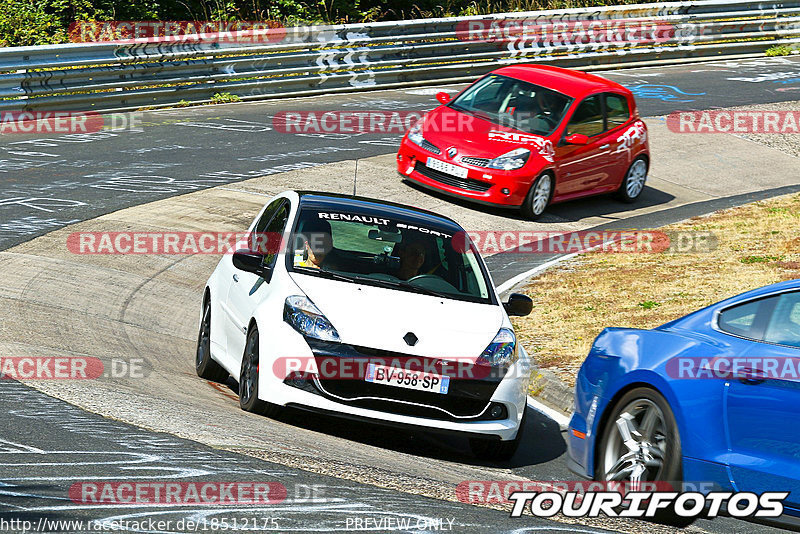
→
(447, 147, 457, 159)
(403, 332, 418, 346)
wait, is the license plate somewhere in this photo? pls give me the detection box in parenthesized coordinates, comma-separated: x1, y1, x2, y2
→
(426, 157, 468, 179)
(365, 363, 450, 394)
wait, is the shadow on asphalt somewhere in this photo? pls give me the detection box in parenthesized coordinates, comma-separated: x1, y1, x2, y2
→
(506, 407, 567, 469)
(402, 180, 675, 224)
(547, 186, 675, 222)
(276, 405, 567, 469)
(221, 375, 566, 469)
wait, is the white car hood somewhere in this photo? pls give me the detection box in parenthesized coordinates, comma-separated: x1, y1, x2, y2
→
(290, 273, 504, 360)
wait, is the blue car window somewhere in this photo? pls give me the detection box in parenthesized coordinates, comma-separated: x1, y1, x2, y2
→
(718, 297, 775, 340)
(763, 292, 800, 348)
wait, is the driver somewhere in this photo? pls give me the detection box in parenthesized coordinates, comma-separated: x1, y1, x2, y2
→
(296, 218, 334, 270)
(395, 240, 426, 281)
(536, 90, 559, 119)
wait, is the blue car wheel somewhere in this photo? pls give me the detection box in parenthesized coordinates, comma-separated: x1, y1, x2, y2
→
(597, 387, 690, 525)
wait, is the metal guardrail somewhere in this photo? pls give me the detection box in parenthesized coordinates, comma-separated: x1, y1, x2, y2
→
(1, 0, 799, 112)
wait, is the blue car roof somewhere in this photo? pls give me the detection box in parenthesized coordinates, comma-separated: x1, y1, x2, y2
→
(660, 277, 800, 331)
(720, 278, 800, 305)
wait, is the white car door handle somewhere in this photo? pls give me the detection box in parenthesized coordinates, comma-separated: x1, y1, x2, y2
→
(232, 274, 239, 283)
(599, 144, 610, 149)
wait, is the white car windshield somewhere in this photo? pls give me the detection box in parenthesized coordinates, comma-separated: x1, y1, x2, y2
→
(450, 74, 571, 136)
(288, 207, 493, 304)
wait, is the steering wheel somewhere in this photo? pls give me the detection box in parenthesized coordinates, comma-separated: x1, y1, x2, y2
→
(406, 274, 460, 293)
(407, 274, 441, 283)
(368, 273, 402, 282)
(534, 113, 557, 130)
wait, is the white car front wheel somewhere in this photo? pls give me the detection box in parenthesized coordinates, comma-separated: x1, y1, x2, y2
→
(238, 326, 280, 417)
(617, 157, 648, 203)
(521, 174, 553, 220)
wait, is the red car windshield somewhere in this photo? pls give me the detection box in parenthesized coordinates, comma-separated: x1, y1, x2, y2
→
(449, 74, 572, 136)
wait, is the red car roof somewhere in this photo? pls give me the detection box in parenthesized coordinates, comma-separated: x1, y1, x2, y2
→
(490, 64, 629, 99)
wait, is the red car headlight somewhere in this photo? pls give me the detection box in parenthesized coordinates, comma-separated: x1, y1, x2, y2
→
(407, 124, 425, 147)
(487, 148, 530, 171)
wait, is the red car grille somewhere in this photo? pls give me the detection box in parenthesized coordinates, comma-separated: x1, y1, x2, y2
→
(420, 139, 441, 155)
(414, 162, 492, 193)
(461, 156, 490, 167)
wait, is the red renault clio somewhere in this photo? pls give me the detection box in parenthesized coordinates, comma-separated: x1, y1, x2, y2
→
(397, 65, 649, 220)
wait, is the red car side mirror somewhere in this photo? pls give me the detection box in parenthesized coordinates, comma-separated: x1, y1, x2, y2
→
(435, 92, 451, 105)
(565, 133, 589, 145)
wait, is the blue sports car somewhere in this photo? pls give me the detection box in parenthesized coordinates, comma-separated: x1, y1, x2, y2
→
(567, 279, 800, 521)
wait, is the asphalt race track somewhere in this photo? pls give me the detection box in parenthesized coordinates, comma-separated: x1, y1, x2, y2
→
(1, 56, 800, 534)
(0, 379, 593, 533)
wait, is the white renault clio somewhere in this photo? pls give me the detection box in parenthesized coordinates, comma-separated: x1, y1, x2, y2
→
(196, 191, 533, 460)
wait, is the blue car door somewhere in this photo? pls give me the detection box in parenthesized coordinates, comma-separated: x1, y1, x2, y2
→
(724, 290, 800, 507)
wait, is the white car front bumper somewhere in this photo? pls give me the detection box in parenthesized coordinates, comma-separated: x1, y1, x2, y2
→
(258, 322, 530, 441)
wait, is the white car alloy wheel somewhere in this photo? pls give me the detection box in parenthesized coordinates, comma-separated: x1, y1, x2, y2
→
(522, 174, 552, 220)
(624, 159, 647, 200)
(532, 175, 552, 215)
(239, 327, 268, 414)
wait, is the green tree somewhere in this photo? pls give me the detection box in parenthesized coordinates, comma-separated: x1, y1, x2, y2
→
(0, 0, 68, 46)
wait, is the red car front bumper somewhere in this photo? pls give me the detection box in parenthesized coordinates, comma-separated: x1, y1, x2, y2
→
(397, 137, 534, 208)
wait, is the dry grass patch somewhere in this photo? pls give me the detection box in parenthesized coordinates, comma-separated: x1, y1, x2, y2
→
(511, 193, 800, 387)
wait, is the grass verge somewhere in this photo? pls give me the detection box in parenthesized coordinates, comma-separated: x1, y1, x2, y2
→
(766, 44, 798, 57)
(511, 192, 800, 387)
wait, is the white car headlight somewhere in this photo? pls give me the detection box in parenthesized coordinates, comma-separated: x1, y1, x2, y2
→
(487, 148, 530, 171)
(283, 295, 340, 342)
(407, 124, 425, 147)
(476, 328, 517, 367)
